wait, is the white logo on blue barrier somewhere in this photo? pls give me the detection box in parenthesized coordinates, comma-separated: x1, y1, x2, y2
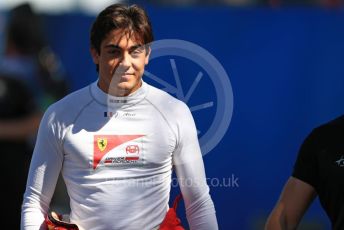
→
(145, 39, 234, 156)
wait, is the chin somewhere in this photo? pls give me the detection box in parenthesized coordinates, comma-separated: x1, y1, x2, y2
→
(117, 82, 132, 90)
(113, 83, 134, 95)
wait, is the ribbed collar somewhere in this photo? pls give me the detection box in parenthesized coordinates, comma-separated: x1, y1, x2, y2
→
(90, 80, 148, 109)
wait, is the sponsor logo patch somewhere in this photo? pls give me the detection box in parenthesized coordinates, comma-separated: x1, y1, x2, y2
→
(93, 135, 144, 169)
(97, 138, 107, 151)
(336, 155, 344, 167)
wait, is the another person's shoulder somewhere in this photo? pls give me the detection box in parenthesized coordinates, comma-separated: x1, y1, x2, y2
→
(308, 114, 344, 145)
(324, 114, 344, 128)
(292, 114, 344, 188)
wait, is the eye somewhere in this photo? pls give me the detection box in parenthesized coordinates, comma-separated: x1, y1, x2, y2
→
(131, 46, 144, 55)
(108, 49, 121, 55)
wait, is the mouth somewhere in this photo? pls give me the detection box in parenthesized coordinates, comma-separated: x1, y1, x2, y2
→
(113, 73, 134, 83)
(115, 72, 134, 76)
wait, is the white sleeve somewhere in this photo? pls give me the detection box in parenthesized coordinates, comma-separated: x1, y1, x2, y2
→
(172, 103, 218, 230)
(21, 107, 64, 230)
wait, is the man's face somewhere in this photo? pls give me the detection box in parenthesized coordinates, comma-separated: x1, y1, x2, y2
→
(91, 29, 151, 96)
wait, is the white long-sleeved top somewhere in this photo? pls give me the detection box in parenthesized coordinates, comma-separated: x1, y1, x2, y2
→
(21, 81, 218, 230)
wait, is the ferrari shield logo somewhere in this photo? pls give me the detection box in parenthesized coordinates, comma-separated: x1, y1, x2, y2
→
(97, 138, 107, 151)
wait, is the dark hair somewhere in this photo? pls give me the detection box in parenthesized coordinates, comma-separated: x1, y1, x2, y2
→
(90, 4, 154, 54)
(5, 3, 69, 100)
(6, 3, 46, 55)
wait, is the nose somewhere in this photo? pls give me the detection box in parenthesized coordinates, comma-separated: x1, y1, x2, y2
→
(119, 52, 131, 67)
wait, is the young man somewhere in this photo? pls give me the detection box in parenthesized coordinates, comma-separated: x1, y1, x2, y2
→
(265, 115, 344, 229)
(21, 4, 218, 230)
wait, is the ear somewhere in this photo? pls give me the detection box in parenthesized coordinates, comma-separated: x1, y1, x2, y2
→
(90, 47, 99, 64)
(144, 47, 151, 65)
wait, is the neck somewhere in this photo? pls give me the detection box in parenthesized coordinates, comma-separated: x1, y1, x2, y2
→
(97, 79, 142, 97)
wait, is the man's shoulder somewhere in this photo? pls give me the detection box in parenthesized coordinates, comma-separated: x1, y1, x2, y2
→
(52, 84, 91, 106)
(44, 83, 93, 119)
(145, 83, 187, 110)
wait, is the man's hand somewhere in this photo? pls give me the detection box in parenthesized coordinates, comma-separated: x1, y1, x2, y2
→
(45, 211, 79, 230)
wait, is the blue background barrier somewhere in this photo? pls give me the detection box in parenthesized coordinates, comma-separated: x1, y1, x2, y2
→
(26, 6, 344, 229)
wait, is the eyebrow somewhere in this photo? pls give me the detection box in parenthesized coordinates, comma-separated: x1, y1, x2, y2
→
(104, 44, 143, 50)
